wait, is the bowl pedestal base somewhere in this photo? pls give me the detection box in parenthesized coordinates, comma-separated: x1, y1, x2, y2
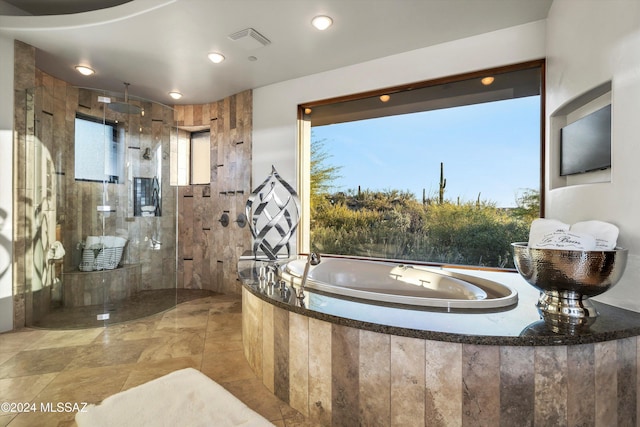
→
(537, 290, 598, 333)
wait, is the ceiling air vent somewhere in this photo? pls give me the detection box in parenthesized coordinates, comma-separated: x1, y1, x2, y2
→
(227, 28, 271, 50)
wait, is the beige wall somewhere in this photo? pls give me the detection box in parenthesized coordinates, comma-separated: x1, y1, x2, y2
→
(545, 0, 640, 312)
(252, 20, 546, 255)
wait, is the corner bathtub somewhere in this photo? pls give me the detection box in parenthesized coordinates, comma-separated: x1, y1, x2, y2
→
(280, 257, 517, 309)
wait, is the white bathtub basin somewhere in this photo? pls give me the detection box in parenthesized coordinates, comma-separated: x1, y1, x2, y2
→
(281, 258, 517, 309)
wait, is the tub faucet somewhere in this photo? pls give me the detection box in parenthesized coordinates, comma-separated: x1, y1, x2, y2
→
(297, 252, 321, 301)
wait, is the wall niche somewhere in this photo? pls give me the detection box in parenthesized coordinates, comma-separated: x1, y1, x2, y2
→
(550, 81, 612, 190)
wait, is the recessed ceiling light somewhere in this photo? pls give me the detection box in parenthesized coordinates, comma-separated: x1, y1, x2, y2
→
(304, 108, 312, 115)
(379, 94, 391, 103)
(481, 76, 495, 86)
(208, 52, 225, 64)
(312, 15, 333, 31)
(169, 91, 183, 100)
(75, 65, 95, 76)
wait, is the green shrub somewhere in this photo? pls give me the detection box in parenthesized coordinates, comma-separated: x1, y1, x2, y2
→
(310, 189, 535, 268)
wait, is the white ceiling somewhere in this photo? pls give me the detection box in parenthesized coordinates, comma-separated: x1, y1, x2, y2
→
(0, 0, 553, 105)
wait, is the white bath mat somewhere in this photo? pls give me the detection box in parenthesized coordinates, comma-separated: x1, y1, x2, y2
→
(75, 368, 274, 427)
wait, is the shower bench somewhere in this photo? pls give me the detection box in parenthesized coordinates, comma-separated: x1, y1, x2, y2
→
(61, 263, 141, 308)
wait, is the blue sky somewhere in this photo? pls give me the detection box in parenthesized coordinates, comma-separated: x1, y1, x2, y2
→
(312, 96, 540, 208)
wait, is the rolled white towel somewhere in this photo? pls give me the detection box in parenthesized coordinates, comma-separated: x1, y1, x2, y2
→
(570, 220, 619, 250)
(112, 236, 127, 248)
(141, 206, 155, 212)
(85, 236, 101, 247)
(528, 218, 570, 248)
(48, 241, 66, 260)
(531, 230, 597, 251)
(101, 236, 116, 248)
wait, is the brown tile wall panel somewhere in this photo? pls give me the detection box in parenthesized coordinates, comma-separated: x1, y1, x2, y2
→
(191, 192, 206, 289)
(12, 41, 36, 328)
(183, 104, 194, 127)
(175, 91, 252, 294)
(202, 103, 211, 125)
(174, 104, 184, 126)
(617, 337, 637, 426)
(462, 344, 500, 426)
(262, 301, 275, 393)
(425, 340, 462, 427)
(222, 245, 236, 294)
(535, 346, 568, 426)
(331, 324, 359, 427)
(193, 104, 203, 126)
(308, 318, 332, 425)
(183, 260, 194, 290)
(180, 195, 194, 261)
(567, 344, 595, 427)
(500, 346, 535, 426)
(359, 329, 390, 426)
(241, 291, 263, 378)
(273, 305, 290, 403)
(595, 341, 617, 426)
(289, 312, 310, 416)
(215, 260, 224, 295)
(391, 335, 425, 426)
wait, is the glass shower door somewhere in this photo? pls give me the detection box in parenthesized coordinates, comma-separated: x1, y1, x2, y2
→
(23, 85, 178, 329)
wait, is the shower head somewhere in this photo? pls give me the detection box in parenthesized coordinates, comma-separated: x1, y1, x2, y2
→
(108, 102, 142, 114)
(108, 82, 142, 115)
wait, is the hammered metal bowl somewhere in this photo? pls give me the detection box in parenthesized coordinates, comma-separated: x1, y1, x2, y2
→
(512, 242, 628, 330)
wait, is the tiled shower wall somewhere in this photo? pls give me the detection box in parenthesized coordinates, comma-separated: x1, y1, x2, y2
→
(174, 91, 252, 294)
(12, 40, 177, 328)
(12, 41, 36, 328)
(243, 289, 639, 426)
(28, 77, 177, 282)
(12, 39, 253, 328)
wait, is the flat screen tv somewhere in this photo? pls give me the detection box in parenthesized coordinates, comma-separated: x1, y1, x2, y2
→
(560, 104, 611, 176)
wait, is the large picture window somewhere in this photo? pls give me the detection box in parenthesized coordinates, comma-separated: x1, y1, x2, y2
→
(300, 61, 544, 269)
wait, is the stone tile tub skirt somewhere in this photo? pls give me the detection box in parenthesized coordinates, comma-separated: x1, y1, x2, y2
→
(242, 288, 639, 426)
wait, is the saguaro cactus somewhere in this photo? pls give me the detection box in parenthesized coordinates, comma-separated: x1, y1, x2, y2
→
(438, 162, 446, 204)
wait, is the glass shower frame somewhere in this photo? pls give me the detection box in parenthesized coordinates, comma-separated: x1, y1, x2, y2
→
(23, 85, 179, 328)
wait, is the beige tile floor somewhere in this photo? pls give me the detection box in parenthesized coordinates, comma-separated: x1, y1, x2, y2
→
(0, 294, 319, 427)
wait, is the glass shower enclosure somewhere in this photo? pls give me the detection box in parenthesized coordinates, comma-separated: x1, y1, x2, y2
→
(22, 85, 179, 328)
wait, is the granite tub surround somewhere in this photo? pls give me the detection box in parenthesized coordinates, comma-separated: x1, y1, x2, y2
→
(239, 260, 640, 346)
(240, 260, 640, 426)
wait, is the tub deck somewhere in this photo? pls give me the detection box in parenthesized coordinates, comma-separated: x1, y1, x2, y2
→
(281, 257, 517, 309)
